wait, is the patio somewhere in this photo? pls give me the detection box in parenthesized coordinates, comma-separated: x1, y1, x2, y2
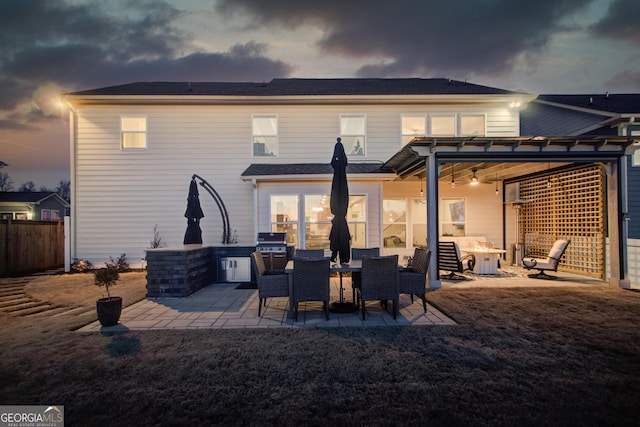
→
(78, 266, 606, 332)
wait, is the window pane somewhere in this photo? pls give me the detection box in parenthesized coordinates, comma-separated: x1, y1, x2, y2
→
(431, 115, 455, 136)
(304, 194, 330, 221)
(402, 116, 425, 135)
(461, 115, 485, 136)
(383, 199, 406, 248)
(411, 198, 427, 247)
(340, 116, 365, 134)
(122, 132, 146, 148)
(271, 195, 298, 222)
(305, 223, 331, 250)
(342, 136, 365, 156)
(121, 117, 146, 131)
(349, 223, 366, 248)
(253, 136, 277, 156)
(272, 223, 298, 247)
(348, 195, 366, 221)
(253, 116, 277, 135)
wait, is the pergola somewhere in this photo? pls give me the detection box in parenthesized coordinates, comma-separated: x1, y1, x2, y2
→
(383, 136, 638, 289)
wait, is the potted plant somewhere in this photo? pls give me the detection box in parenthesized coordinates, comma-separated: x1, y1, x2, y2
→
(94, 254, 128, 326)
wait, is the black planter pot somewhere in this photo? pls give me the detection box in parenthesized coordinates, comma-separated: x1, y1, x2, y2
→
(96, 296, 122, 327)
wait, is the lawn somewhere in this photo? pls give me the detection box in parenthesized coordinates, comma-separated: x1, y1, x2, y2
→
(1, 273, 639, 426)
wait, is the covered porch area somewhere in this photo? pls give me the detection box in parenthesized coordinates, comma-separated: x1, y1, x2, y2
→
(384, 136, 637, 289)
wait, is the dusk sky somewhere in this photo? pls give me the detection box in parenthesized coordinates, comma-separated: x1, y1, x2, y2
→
(1, 0, 639, 189)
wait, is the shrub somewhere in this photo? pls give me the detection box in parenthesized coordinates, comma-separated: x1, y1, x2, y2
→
(71, 258, 94, 273)
(94, 266, 119, 299)
(107, 253, 130, 273)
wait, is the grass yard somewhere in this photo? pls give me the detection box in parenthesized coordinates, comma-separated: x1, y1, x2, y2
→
(1, 273, 639, 426)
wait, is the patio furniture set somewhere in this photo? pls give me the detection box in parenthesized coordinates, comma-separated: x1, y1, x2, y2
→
(251, 247, 432, 321)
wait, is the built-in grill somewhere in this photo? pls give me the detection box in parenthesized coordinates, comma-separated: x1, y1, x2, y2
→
(256, 232, 288, 270)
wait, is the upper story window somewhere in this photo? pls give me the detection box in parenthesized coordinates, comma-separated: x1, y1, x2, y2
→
(460, 114, 486, 136)
(340, 115, 366, 156)
(402, 115, 426, 146)
(252, 115, 278, 157)
(431, 114, 456, 136)
(121, 116, 147, 149)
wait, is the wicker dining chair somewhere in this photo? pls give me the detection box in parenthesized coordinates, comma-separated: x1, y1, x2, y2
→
(251, 251, 289, 317)
(357, 254, 399, 320)
(292, 257, 331, 321)
(399, 247, 431, 313)
(350, 247, 380, 304)
(294, 249, 325, 258)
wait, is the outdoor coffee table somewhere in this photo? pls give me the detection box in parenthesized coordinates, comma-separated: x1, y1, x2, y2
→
(460, 248, 507, 275)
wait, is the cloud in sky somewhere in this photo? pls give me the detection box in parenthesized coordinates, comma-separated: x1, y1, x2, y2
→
(1, 0, 639, 187)
(217, 0, 596, 78)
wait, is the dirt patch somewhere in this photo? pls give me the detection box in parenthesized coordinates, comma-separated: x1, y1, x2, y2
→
(24, 271, 147, 309)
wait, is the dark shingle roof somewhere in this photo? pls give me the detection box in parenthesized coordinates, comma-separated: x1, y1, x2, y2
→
(537, 94, 640, 114)
(69, 78, 525, 97)
(241, 163, 389, 177)
(0, 192, 66, 204)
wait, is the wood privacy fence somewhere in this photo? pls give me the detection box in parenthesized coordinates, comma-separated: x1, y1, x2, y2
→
(1, 219, 65, 276)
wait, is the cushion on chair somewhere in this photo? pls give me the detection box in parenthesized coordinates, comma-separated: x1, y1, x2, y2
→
(549, 240, 569, 260)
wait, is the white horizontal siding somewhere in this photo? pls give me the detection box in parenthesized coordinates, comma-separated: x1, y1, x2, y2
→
(73, 102, 518, 265)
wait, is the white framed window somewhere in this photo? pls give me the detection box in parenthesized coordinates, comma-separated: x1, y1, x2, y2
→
(460, 114, 486, 136)
(253, 115, 278, 157)
(440, 198, 466, 237)
(340, 115, 366, 156)
(270, 193, 367, 250)
(121, 116, 147, 149)
(270, 195, 299, 247)
(51, 210, 60, 220)
(383, 199, 407, 248)
(41, 209, 50, 220)
(402, 115, 426, 146)
(431, 114, 456, 136)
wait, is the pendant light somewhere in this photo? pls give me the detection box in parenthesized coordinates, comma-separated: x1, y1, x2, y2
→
(450, 164, 456, 188)
(419, 174, 424, 196)
(470, 168, 479, 185)
(495, 173, 499, 195)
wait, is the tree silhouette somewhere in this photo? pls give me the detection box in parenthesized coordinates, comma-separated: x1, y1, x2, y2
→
(19, 181, 36, 192)
(0, 172, 14, 191)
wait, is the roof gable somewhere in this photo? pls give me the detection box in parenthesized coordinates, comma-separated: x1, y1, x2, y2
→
(0, 192, 69, 206)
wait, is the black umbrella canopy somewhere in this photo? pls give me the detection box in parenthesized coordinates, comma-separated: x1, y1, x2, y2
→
(329, 138, 351, 263)
(183, 179, 204, 244)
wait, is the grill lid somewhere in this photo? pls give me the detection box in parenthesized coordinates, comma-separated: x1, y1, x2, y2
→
(257, 232, 287, 245)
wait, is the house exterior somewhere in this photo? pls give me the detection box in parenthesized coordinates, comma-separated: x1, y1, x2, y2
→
(520, 94, 640, 286)
(65, 78, 636, 288)
(0, 192, 69, 220)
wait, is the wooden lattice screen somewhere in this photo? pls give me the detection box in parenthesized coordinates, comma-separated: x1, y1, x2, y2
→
(519, 165, 605, 278)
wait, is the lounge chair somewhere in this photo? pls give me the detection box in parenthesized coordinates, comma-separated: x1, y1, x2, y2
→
(438, 241, 475, 280)
(522, 239, 570, 279)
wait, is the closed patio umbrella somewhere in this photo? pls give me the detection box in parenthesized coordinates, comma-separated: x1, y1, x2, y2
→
(183, 178, 204, 244)
(329, 138, 351, 263)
